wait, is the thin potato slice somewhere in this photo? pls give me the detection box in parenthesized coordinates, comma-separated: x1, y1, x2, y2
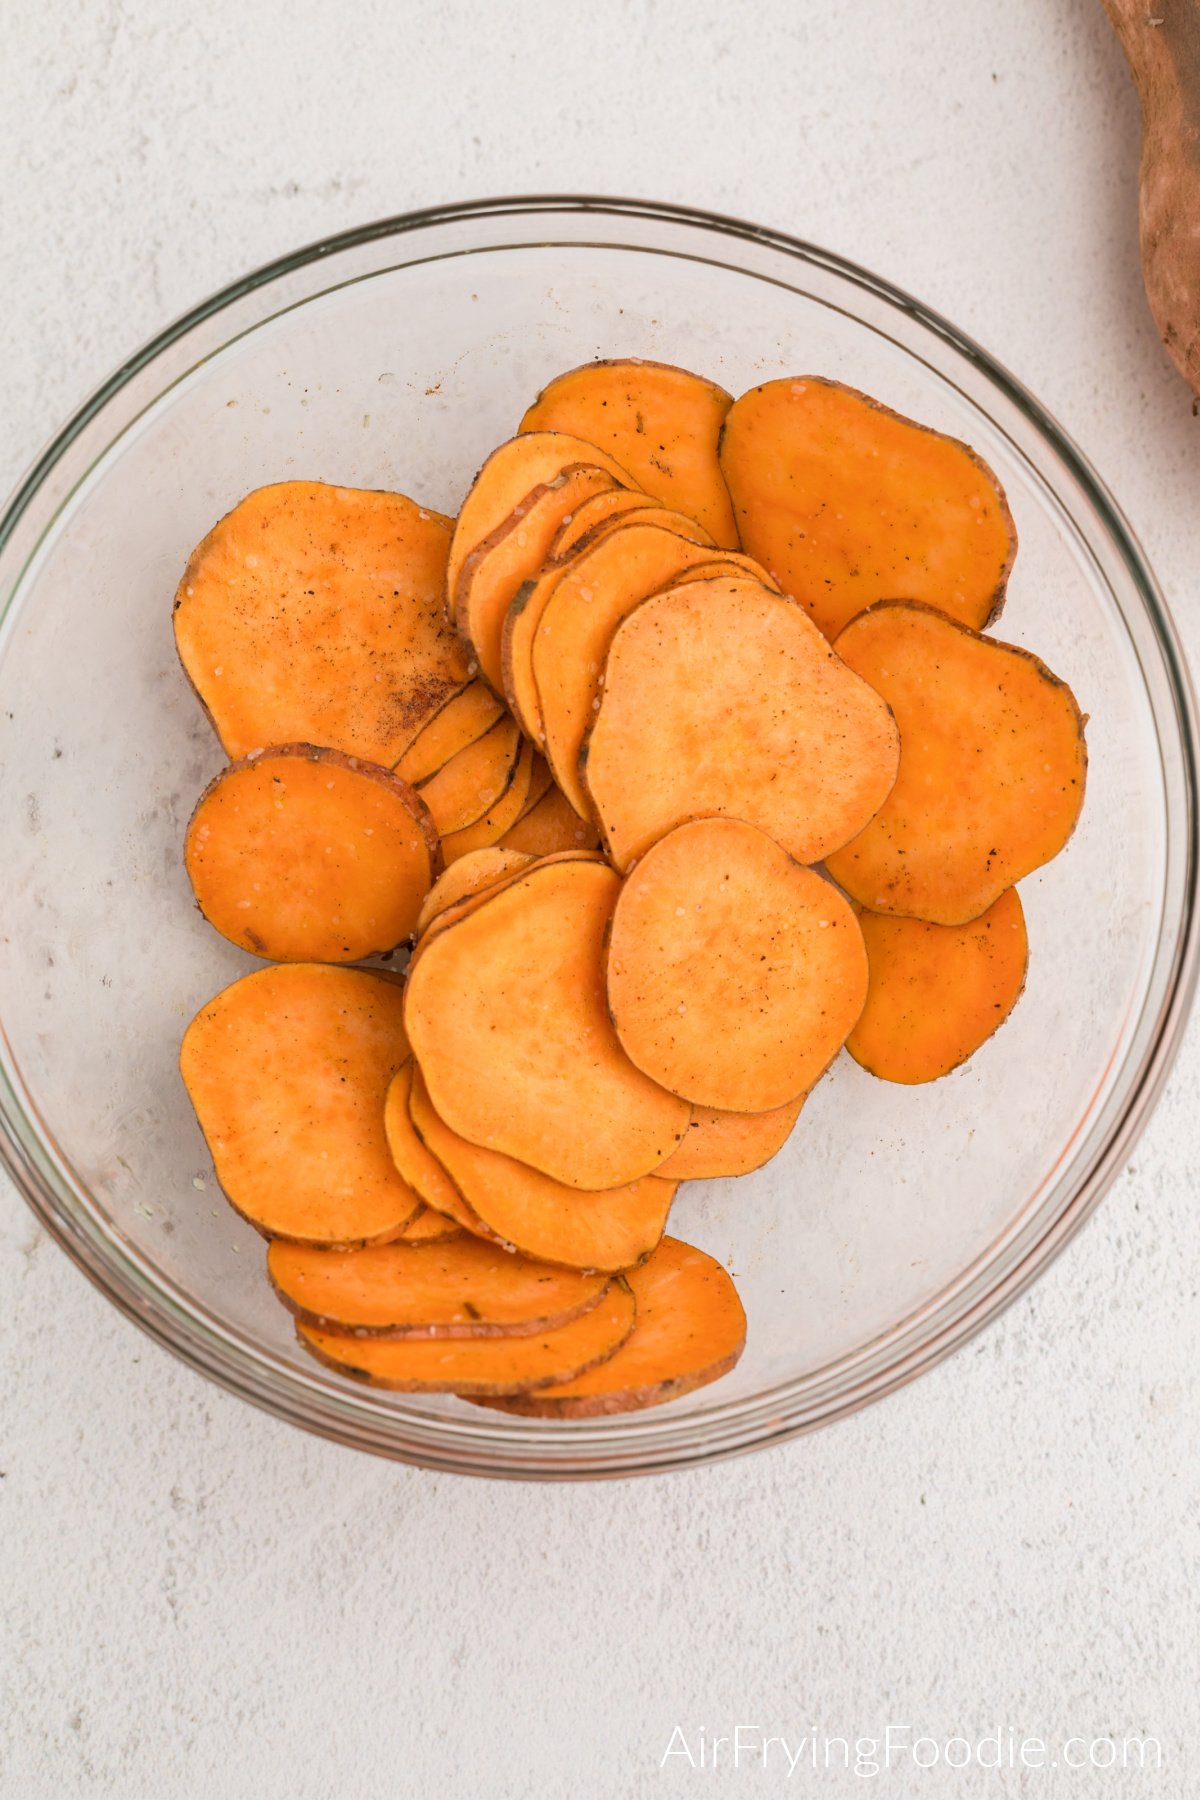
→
(582, 577, 900, 870)
(383, 1063, 490, 1234)
(500, 784, 601, 856)
(657, 1095, 807, 1180)
(174, 482, 468, 763)
(475, 1237, 745, 1417)
(412, 850, 607, 957)
(848, 888, 1029, 1083)
(394, 681, 504, 784)
(298, 1277, 635, 1393)
(519, 753, 555, 819)
(521, 360, 738, 546)
(410, 1071, 677, 1271)
(548, 486, 662, 558)
(441, 738, 534, 863)
(825, 604, 1087, 923)
(181, 966, 420, 1246)
(185, 745, 439, 962)
(719, 376, 1016, 640)
(607, 819, 867, 1109)
(415, 713, 520, 835)
(267, 1236, 609, 1337)
(415, 847, 535, 938)
(404, 859, 691, 1187)
(394, 1206, 463, 1244)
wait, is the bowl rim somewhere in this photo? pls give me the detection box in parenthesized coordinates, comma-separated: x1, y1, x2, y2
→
(2, 193, 1197, 1480)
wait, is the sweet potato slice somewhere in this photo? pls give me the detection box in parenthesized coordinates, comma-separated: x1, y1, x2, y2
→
(446, 432, 633, 614)
(519, 753, 554, 819)
(267, 1235, 609, 1337)
(476, 1237, 745, 1417)
(382, 1061, 489, 1234)
(456, 465, 619, 690)
(174, 482, 468, 763)
(404, 858, 691, 1188)
(548, 486, 662, 558)
(848, 888, 1029, 1083)
(185, 745, 439, 962)
(657, 1095, 807, 1180)
(410, 1071, 677, 1271)
(411, 849, 606, 958)
(582, 577, 900, 871)
(825, 604, 1087, 923)
(393, 681, 504, 784)
(500, 784, 601, 856)
(440, 738, 534, 863)
(415, 713, 520, 835)
(416, 847, 535, 937)
(394, 1206, 462, 1244)
(719, 376, 1016, 640)
(298, 1276, 635, 1394)
(606, 819, 867, 1109)
(181, 965, 420, 1246)
(520, 360, 738, 547)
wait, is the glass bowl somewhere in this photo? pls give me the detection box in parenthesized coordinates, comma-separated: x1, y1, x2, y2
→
(1, 198, 1195, 1480)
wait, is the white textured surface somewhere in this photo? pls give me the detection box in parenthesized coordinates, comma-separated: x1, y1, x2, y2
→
(2, 3, 1197, 1796)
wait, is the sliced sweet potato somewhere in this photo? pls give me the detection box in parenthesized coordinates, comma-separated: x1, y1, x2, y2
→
(548, 486, 662, 558)
(382, 1061, 488, 1233)
(519, 752, 554, 819)
(582, 577, 900, 870)
(298, 1276, 635, 1393)
(185, 745, 439, 962)
(553, 501, 717, 561)
(456, 465, 619, 691)
(393, 680, 504, 784)
(848, 888, 1029, 1083)
(415, 713, 520, 835)
(475, 1237, 745, 1417)
(394, 1206, 462, 1244)
(181, 965, 420, 1246)
(174, 482, 468, 763)
(521, 360, 738, 547)
(410, 1070, 677, 1271)
(267, 1235, 609, 1337)
(607, 819, 867, 1110)
(657, 1095, 806, 1180)
(412, 849, 607, 958)
(719, 376, 1016, 641)
(825, 604, 1087, 923)
(446, 432, 632, 615)
(440, 738, 534, 863)
(404, 858, 691, 1188)
(500, 784, 601, 856)
(415, 847, 535, 938)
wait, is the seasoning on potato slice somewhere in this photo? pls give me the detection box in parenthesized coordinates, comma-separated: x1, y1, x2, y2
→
(174, 481, 468, 764)
(848, 888, 1029, 1083)
(415, 713, 520, 836)
(394, 680, 505, 784)
(185, 745, 439, 962)
(181, 965, 420, 1246)
(267, 1236, 610, 1337)
(657, 1095, 807, 1180)
(298, 1276, 635, 1394)
(825, 603, 1087, 924)
(409, 1070, 677, 1271)
(405, 858, 691, 1188)
(441, 738, 534, 863)
(393, 1206, 463, 1244)
(521, 359, 738, 547)
(415, 847, 535, 938)
(475, 1237, 744, 1417)
(500, 783, 601, 856)
(582, 577, 900, 871)
(607, 819, 867, 1110)
(719, 376, 1016, 641)
(383, 1061, 490, 1235)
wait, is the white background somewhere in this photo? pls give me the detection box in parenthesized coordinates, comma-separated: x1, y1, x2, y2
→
(2, 3, 1197, 1795)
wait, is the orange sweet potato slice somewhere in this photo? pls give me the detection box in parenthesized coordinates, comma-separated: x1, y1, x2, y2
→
(607, 819, 867, 1110)
(415, 713, 520, 835)
(181, 965, 420, 1246)
(521, 360, 738, 547)
(825, 604, 1087, 923)
(656, 1095, 807, 1180)
(582, 577, 900, 870)
(404, 858, 691, 1188)
(382, 1061, 489, 1234)
(410, 1070, 677, 1271)
(393, 680, 505, 784)
(475, 1237, 745, 1417)
(415, 847, 535, 937)
(174, 482, 468, 763)
(848, 888, 1029, 1083)
(410, 849, 607, 958)
(440, 738, 534, 863)
(267, 1235, 609, 1337)
(547, 486, 662, 558)
(519, 752, 555, 818)
(719, 376, 1017, 640)
(500, 784, 601, 856)
(298, 1276, 635, 1393)
(185, 745, 439, 962)
(393, 1206, 462, 1243)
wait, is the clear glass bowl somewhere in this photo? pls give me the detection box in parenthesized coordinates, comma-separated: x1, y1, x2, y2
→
(1, 198, 1195, 1479)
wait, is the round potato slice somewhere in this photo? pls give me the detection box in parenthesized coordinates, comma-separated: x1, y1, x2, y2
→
(475, 1237, 745, 1417)
(185, 745, 439, 962)
(440, 738, 534, 863)
(415, 713, 520, 835)
(394, 680, 505, 784)
(547, 486, 664, 558)
(581, 577, 900, 871)
(415, 847, 535, 938)
(606, 819, 868, 1111)
(404, 858, 691, 1188)
(657, 1095, 807, 1180)
(393, 1207, 463, 1244)
(383, 1062, 490, 1235)
(500, 784, 600, 856)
